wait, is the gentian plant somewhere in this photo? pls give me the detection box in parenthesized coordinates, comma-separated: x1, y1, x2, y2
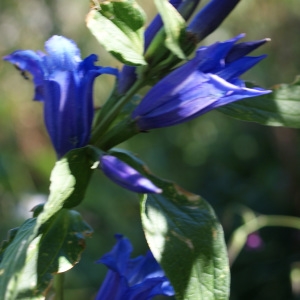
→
(2, 0, 300, 299)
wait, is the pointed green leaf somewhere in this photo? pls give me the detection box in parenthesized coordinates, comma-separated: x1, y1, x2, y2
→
(218, 77, 300, 128)
(154, 0, 187, 59)
(87, 0, 147, 66)
(108, 149, 230, 300)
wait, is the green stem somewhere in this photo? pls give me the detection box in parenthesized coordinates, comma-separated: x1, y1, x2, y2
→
(93, 88, 120, 129)
(95, 118, 140, 151)
(90, 79, 146, 145)
(54, 272, 64, 300)
(228, 214, 300, 266)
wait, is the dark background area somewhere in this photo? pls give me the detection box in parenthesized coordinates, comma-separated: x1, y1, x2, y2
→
(0, 0, 300, 299)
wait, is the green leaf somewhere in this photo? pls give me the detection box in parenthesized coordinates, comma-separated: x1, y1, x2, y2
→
(218, 77, 300, 128)
(37, 209, 92, 289)
(86, 0, 147, 66)
(45, 147, 94, 212)
(0, 147, 95, 299)
(154, 0, 187, 59)
(142, 184, 229, 300)
(0, 210, 92, 299)
(0, 218, 38, 300)
(109, 149, 230, 300)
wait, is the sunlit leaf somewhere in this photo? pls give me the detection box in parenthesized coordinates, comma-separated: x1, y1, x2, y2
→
(86, 0, 147, 66)
(154, 0, 187, 59)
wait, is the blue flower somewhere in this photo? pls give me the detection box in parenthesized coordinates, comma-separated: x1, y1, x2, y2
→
(99, 155, 161, 194)
(132, 34, 271, 130)
(3, 35, 118, 158)
(95, 234, 174, 300)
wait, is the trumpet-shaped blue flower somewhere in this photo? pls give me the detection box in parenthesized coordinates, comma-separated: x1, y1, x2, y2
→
(95, 234, 174, 300)
(3, 36, 118, 158)
(99, 155, 162, 194)
(132, 34, 271, 130)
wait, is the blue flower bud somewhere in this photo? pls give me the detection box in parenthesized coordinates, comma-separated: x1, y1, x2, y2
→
(99, 155, 162, 194)
(188, 0, 240, 42)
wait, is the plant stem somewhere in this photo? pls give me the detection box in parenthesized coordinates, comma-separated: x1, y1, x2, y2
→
(54, 273, 64, 300)
(228, 214, 300, 266)
(90, 79, 146, 146)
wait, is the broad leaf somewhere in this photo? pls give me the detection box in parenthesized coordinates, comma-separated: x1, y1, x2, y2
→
(87, 0, 147, 66)
(109, 149, 230, 300)
(154, 0, 187, 59)
(218, 77, 300, 128)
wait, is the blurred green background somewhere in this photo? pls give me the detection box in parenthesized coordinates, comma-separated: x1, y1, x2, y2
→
(1, 0, 300, 299)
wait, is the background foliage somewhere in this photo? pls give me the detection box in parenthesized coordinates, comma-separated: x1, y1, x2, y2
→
(0, 0, 300, 299)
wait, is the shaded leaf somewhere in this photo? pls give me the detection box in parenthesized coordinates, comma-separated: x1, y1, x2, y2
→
(37, 209, 92, 291)
(87, 0, 147, 66)
(218, 77, 300, 128)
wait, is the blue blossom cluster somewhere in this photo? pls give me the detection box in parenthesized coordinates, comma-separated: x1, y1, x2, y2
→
(3, 0, 270, 196)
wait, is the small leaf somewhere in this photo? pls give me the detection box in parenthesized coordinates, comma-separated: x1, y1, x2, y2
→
(218, 77, 300, 128)
(43, 147, 94, 215)
(153, 0, 187, 59)
(86, 0, 147, 66)
(38, 209, 92, 284)
(109, 149, 230, 300)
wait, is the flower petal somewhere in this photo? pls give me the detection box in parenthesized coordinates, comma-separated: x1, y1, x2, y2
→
(44, 35, 81, 73)
(226, 38, 270, 63)
(100, 155, 162, 194)
(98, 234, 132, 274)
(216, 55, 267, 81)
(3, 50, 44, 100)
